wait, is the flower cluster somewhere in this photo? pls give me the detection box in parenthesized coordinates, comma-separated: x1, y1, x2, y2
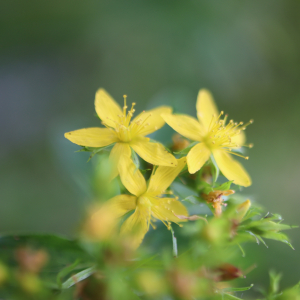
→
(65, 88, 253, 247)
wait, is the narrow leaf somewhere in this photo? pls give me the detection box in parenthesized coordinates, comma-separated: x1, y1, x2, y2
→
(57, 259, 80, 288)
(222, 284, 254, 292)
(61, 266, 96, 289)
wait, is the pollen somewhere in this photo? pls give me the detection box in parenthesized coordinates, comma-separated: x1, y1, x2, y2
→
(202, 113, 253, 160)
(105, 95, 156, 142)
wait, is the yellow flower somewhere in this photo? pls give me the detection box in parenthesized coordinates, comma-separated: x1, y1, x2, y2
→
(162, 89, 252, 187)
(87, 157, 188, 248)
(65, 88, 177, 178)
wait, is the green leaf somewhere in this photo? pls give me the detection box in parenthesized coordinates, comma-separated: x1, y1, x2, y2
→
(0, 234, 93, 286)
(57, 259, 80, 288)
(61, 266, 96, 289)
(173, 141, 198, 155)
(197, 181, 214, 195)
(140, 168, 152, 174)
(171, 182, 198, 199)
(88, 144, 115, 162)
(210, 154, 219, 183)
(262, 232, 295, 249)
(256, 235, 269, 248)
(215, 181, 234, 191)
(237, 243, 246, 257)
(222, 284, 254, 292)
(249, 220, 295, 232)
(181, 195, 201, 204)
(269, 270, 282, 295)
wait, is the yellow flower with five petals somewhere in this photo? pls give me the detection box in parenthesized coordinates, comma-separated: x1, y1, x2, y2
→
(65, 89, 177, 178)
(162, 89, 252, 187)
(86, 156, 188, 248)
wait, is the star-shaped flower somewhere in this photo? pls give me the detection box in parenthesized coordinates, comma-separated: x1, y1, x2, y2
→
(65, 89, 177, 178)
(86, 156, 188, 248)
(162, 89, 252, 187)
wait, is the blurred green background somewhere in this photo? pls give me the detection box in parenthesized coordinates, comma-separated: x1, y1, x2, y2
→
(1, 0, 299, 292)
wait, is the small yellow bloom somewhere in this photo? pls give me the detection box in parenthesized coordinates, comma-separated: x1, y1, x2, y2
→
(162, 89, 252, 187)
(65, 89, 177, 179)
(87, 157, 188, 248)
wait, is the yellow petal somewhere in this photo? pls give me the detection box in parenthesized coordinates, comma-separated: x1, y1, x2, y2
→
(147, 157, 187, 196)
(196, 89, 219, 130)
(130, 137, 177, 167)
(120, 206, 149, 249)
(131, 106, 172, 136)
(85, 194, 137, 240)
(231, 130, 246, 147)
(162, 113, 203, 141)
(150, 197, 188, 223)
(95, 88, 122, 128)
(118, 153, 147, 196)
(186, 143, 211, 174)
(213, 150, 252, 187)
(64, 127, 118, 147)
(109, 142, 131, 180)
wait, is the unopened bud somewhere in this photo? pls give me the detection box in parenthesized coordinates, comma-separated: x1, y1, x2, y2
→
(215, 264, 243, 281)
(236, 200, 251, 222)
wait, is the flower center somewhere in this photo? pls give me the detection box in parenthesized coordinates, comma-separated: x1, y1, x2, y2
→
(203, 111, 253, 159)
(137, 195, 152, 208)
(103, 95, 153, 142)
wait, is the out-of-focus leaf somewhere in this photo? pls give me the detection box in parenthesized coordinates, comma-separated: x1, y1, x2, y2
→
(57, 259, 80, 288)
(181, 195, 201, 204)
(61, 266, 96, 289)
(261, 232, 295, 249)
(215, 181, 234, 191)
(223, 293, 244, 299)
(0, 234, 93, 284)
(222, 284, 253, 292)
(77, 145, 114, 162)
(198, 181, 214, 195)
(171, 181, 198, 199)
(269, 270, 282, 296)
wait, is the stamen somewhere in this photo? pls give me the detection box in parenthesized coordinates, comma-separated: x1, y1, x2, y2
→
(224, 150, 249, 159)
(244, 143, 254, 148)
(123, 95, 127, 116)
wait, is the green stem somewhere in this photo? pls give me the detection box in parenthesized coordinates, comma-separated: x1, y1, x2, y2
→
(170, 225, 178, 257)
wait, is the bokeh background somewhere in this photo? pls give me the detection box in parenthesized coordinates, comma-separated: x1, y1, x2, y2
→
(1, 0, 300, 292)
